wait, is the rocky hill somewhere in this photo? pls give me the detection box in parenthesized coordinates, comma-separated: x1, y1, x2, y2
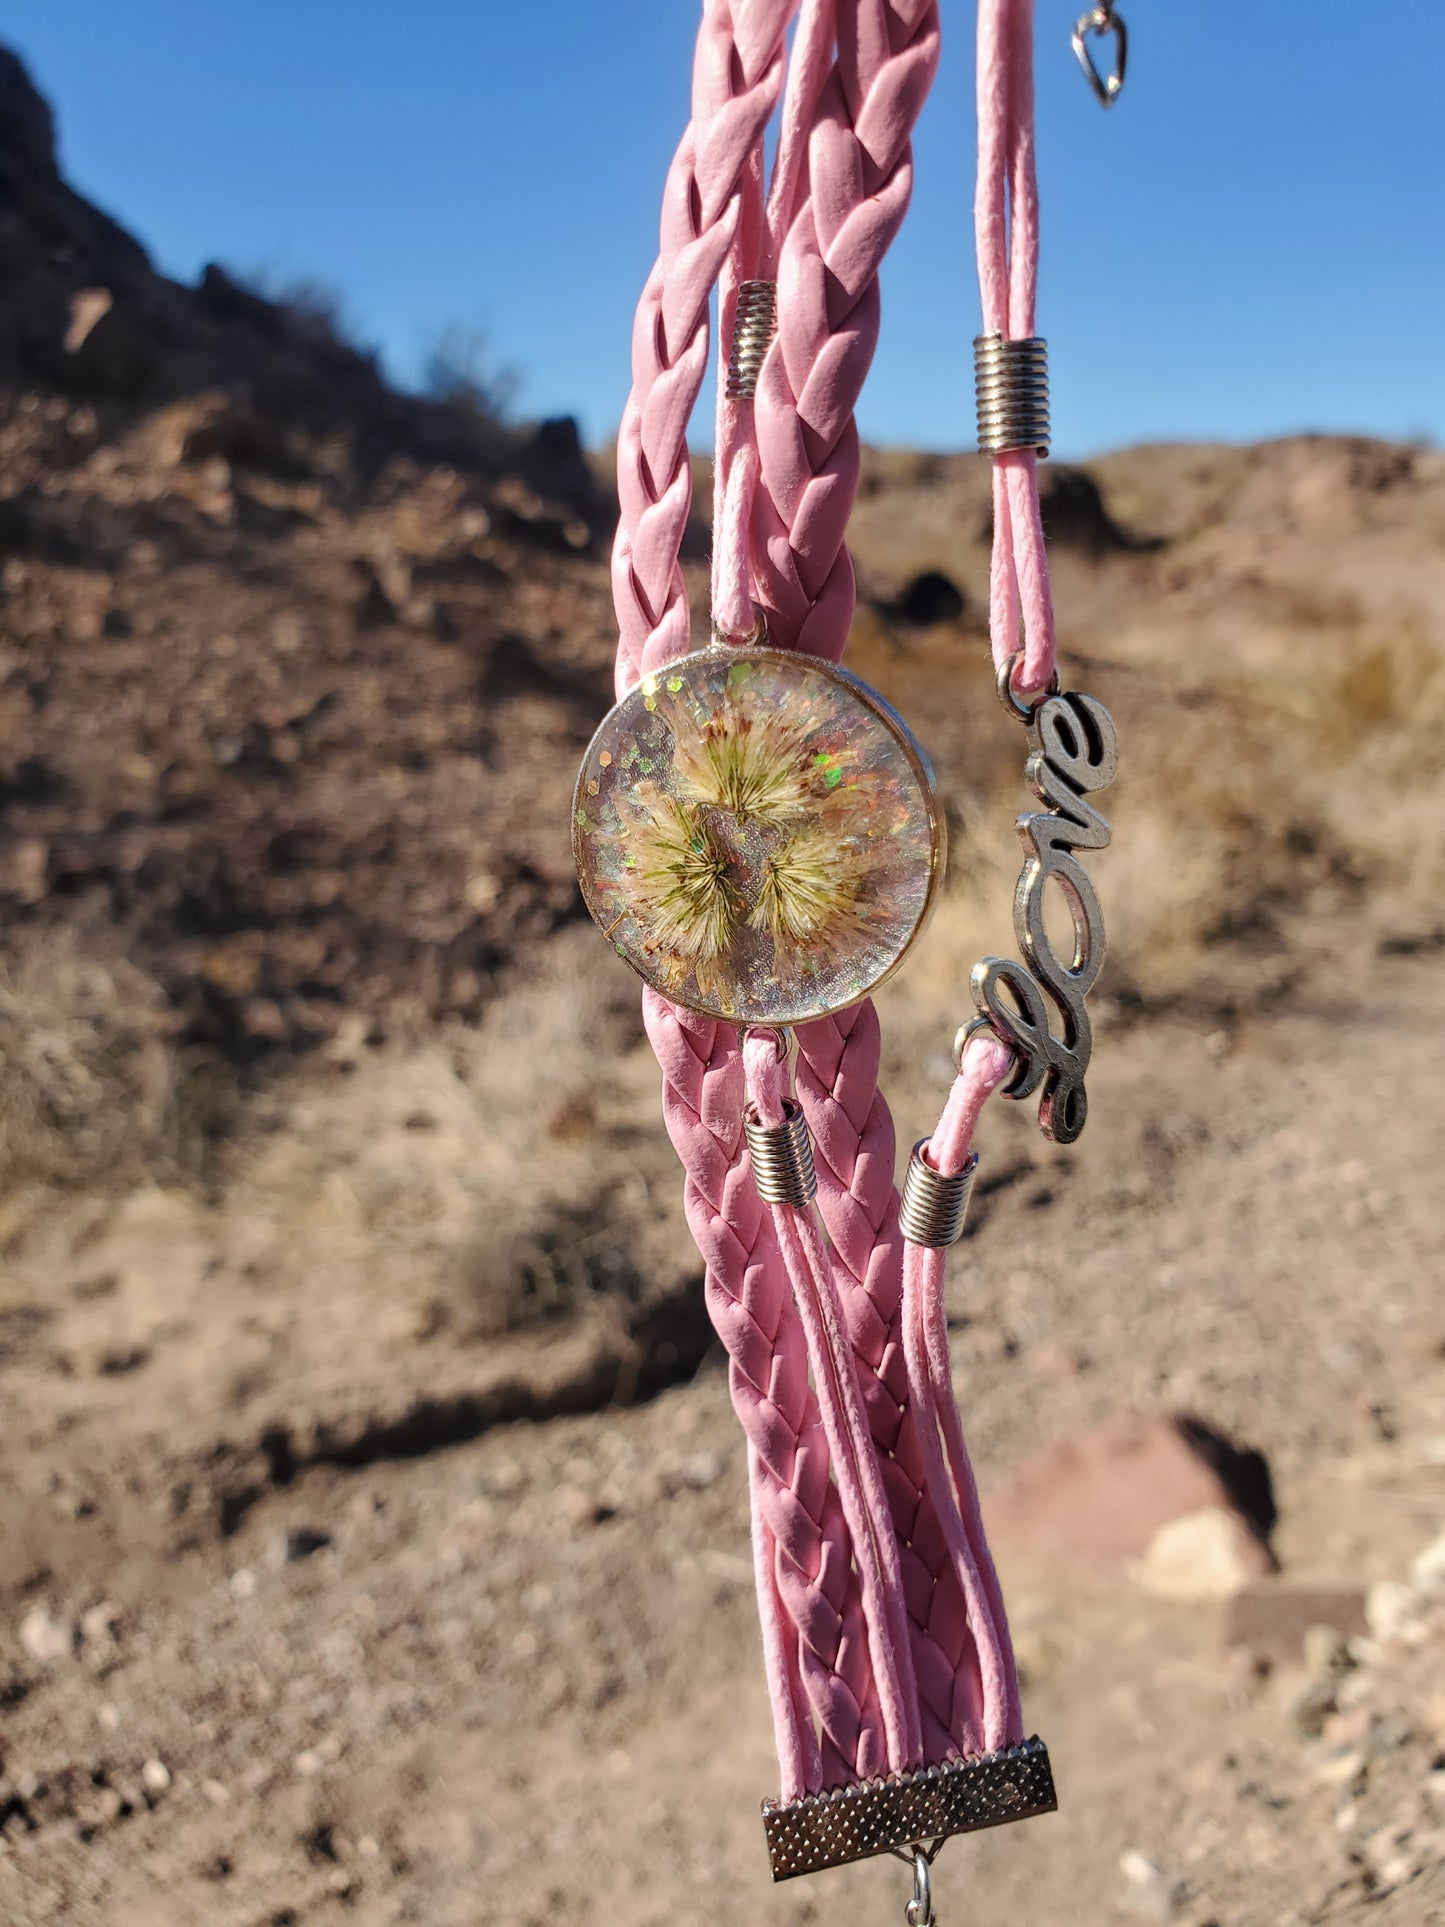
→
(0, 44, 612, 1072)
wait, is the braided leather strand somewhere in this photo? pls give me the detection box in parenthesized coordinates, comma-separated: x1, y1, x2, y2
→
(613, 0, 800, 695)
(748, 1444, 823, 1796)
(751, 0, 941, 658)
(610, 0, 895, 1794)
(608, 0, 1032, 1799)
(795, 1008, 988, 1760)
(643, 992, 888, 1790)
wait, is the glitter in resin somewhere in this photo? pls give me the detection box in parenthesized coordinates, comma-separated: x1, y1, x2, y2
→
(572, 648, 944, 1024)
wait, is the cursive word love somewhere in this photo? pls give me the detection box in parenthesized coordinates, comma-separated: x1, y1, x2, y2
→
(971, 688, 1119, 1144)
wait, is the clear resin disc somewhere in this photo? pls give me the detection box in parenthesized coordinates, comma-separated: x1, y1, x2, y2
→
(572, 647, 944, 1025)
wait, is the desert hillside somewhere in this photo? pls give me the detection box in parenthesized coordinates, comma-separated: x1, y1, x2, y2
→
(1, 45, 1443, 1927)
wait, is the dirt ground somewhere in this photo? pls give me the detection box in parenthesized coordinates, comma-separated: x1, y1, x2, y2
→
(0, 937, 1442, 1927)
(4, 429, 1445, 1923)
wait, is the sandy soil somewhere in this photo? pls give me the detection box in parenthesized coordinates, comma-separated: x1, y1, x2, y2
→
(1, 919, 1442, 1926)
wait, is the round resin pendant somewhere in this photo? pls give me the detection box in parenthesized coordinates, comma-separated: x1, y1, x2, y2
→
(572, 647, 944, 1025)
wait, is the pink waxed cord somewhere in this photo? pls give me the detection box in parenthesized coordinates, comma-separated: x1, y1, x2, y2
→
(975, 0, 1056, 701)
(712, 142, 766, 640)
(903, 1031, 1024, 1751)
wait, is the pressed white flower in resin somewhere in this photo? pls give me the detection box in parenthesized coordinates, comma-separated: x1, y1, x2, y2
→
(572, 648, 944, 1025)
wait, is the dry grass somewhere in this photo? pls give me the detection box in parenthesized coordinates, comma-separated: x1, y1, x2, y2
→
(0, 935, 176, 1189)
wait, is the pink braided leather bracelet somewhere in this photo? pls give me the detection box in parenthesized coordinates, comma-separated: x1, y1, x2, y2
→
(574, 0, 1125, 1914)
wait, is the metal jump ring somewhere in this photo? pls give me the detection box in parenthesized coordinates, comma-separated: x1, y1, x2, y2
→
(954, 1014, 1003, 1074)
(954, 1015, 1028, 1100)
(995, 648, 1060, 722)
(904, 1849, 935, 1927)
(710, 600, 771, 648)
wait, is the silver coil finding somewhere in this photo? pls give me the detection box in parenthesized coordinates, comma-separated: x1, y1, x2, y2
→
(726, 280, 778, 400)
(899, 1140, 979, 1247)
(744, 1099, 817, 1207)
(974, 333, 1050, 457)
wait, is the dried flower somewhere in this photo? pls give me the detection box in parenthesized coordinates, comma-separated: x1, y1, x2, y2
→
(670, 700, 817, 824)
(599, 674, 900, 1002)
(628, 795, 738, 966)
(749, 827, 870, 961)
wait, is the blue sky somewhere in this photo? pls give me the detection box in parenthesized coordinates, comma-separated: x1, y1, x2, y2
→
(6, 2, 1444, 457)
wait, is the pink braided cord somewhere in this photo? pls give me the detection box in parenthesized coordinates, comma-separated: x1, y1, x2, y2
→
(976, 0, 1056, 699)
(644, 992, 886, 1794)
(608, 0, 1042, 1795)
(711, 0, 834, 639)
(795, 1009, 989, 1759)
(743, 1031, 922, 1772)
(751, 0, 941, 660)
(614, 0, 908, 1797)
(613, 0, 800, 694)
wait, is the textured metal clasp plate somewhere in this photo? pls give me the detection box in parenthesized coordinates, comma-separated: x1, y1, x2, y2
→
(761, 1738, 1058, 1881)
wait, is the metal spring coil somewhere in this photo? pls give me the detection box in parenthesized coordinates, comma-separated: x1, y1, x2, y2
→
(899, 1141, 979, 1247)
(744, 1099, 817, 1207)
(973, 333, 1050, 458)
(726, 280, 778, 400)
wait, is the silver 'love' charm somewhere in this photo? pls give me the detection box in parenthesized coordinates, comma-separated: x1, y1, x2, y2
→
(970, 683, 1118, 1144)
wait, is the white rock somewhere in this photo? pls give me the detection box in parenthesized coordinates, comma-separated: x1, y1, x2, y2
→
(80, 1601, 119, 1645)
(1378, 1854, 1419, 1892)
(1410, 1529, 1445, 1595)
(1310, 1747, 1365, 1788)
(1119, 1850, 1161, 1885)
(677, 1450, 722, 1490)
(18, 1606, 73, 1663)
(1133, 1508, 1260, 1602)
(1119, 1849, 1182, 1920)
(140, 1758, 170, 1795)
(1365, 1579, 1424, 1643)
